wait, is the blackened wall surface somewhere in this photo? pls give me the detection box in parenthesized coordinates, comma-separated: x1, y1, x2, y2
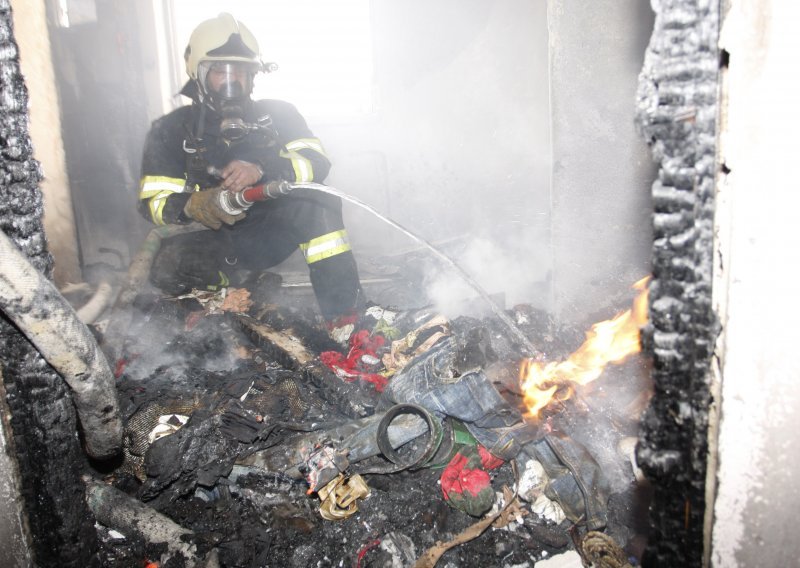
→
(44, 0, 157, 275)
(0, 2, 98, 565)
(635, 0, 721, 565)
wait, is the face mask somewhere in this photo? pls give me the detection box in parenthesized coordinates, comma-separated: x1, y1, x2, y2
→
(202, 61, 255, 100)
(199, 62, 256, 141)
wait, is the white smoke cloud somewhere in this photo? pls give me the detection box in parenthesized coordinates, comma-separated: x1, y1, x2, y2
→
(424, 236, 551, 318)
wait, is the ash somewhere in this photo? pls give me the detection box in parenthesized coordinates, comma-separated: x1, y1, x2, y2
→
(93, 290, 652, 568)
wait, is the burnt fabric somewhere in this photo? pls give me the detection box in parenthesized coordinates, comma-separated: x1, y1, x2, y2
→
(440, 444, 504, 517)
(523, 433, 610, 531)
(139, 91, 362, 320)
(382, 338, 539, 460)
(382, 337, 611, 528)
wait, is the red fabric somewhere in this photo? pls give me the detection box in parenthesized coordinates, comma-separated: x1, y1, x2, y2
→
(114, 353, 140, 378)
(326, 312, 358, 330)
(184, 310, 204, 331)
(440, 452, 492, 498)
(355, 539, 382, 568)
(478, 445, 505, 470)
(320, 330, 388, 392)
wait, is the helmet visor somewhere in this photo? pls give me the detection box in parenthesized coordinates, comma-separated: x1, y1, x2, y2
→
(199, 61, 258, 101)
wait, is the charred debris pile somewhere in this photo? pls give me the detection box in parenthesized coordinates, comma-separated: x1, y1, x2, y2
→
(91, 285, 652, 568)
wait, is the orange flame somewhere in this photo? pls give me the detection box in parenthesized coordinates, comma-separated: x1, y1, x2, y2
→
(519, 276, 650, 419)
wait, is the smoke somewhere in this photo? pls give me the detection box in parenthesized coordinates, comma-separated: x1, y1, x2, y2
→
(120, 308, 244, 382)
(424, 235, 551, 318)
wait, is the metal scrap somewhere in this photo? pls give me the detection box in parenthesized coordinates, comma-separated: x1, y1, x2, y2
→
(318, 474, 371, 521)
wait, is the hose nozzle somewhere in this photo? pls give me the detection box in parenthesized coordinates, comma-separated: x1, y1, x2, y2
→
(216, 180, 294, 215)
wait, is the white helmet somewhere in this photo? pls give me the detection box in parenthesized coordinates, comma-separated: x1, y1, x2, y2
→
(184, 13, 262, 105)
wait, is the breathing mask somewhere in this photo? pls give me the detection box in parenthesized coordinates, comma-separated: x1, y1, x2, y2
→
(199, 61, 259, 141)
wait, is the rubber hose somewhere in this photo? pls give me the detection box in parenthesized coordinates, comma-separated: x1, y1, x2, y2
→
(0, 231, 122, 459)
(75, 280, 113, 324)
(376, 404, 442, 469)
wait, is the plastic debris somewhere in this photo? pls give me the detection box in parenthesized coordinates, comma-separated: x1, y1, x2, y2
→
(533, 550, 583, 568)
(304, 445, 349, 494)
(379, 532, 417, 568)
(382, 314, 450, 374)
(517, 456, 566, 523)
(531, 493, 566, 525)
(518, 457, 548, 501)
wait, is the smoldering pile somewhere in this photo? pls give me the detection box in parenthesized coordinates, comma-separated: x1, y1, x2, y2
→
(91, 288, 650, 567)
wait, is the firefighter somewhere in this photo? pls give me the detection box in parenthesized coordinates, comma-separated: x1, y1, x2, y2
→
(138, 13, 362, 328)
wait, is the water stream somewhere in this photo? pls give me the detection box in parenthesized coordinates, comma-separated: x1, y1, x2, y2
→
(290, 182, 538, 356)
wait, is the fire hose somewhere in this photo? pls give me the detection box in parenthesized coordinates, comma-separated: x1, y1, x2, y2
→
(0, 230, 122, 459)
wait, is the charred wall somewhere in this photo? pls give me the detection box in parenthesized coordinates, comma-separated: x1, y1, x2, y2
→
(0, 2, 98, 565)
(635, 0, 721, 565)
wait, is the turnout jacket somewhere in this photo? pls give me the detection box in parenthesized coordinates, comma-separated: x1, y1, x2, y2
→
(138, 95, 331, 226)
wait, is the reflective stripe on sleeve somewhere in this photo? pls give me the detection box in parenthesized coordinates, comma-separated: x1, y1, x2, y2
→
(279, 149, 314, 182)
(148, 191, 172, 226)
(139, 176, 186, 198)
(139, 176, 188, 225)
(284, 137, 327, 156)
(300, 230, 352, 264)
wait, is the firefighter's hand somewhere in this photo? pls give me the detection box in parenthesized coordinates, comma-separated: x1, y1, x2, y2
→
(220, 160, 263, 192)
(183, 187, 245, 230)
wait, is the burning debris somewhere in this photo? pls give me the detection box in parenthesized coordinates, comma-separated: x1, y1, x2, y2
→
(519, 277, 649, 419)
(79, 275, 652, 567)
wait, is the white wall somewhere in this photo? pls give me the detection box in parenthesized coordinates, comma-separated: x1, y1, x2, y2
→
(548, 0, 656, 324)
(711, 0, 800, 565)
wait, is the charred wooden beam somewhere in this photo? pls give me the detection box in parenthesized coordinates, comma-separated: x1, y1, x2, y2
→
(233, 313, 314, 370)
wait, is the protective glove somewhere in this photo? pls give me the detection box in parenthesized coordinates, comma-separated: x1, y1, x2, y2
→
(183, 187, 245, 230)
